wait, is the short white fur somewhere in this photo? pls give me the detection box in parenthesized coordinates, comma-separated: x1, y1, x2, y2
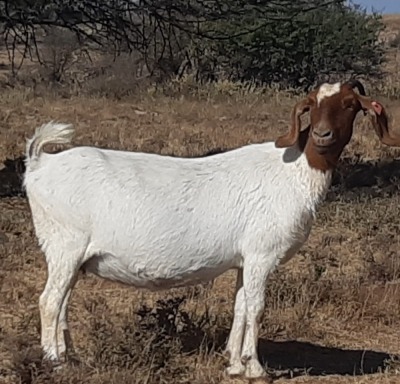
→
(316, 82, 341, 106)
(24, 122, 332, 379)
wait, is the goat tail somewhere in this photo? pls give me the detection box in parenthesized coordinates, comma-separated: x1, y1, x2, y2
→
(25, 121, 75, 170)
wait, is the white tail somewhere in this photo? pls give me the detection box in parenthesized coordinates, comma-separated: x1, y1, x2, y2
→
(25, 122, 75, 170)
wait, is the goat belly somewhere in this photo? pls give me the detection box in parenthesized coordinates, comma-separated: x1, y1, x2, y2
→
(81, 249, 239, 291)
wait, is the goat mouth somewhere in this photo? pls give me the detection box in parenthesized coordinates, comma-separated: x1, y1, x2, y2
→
(313, 141, 336, 154)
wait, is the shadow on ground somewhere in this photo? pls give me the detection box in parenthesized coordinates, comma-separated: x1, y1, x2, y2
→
(328, 157, 400, 202)
(257, 339, 392, 378)
(0, 156, 25, 198)
(134, 297, 394, 379)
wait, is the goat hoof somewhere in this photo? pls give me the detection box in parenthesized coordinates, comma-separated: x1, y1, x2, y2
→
(65, 353, 81, 367)
(42, 358, 64, 372)
(226, 362, 246, 377)
(52, 363, 65, 372)
(244, 358, 268, 380)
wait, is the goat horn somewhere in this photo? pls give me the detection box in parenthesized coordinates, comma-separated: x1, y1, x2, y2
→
(345, 79, 366, 96)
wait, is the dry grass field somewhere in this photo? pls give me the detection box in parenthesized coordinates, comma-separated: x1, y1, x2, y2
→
(2, 14, 400, 384)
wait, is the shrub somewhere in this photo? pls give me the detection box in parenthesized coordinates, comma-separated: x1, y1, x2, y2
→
(0, 0, 386, 93)
(194, 0, 385, 90)
(38, 27, 81, 83)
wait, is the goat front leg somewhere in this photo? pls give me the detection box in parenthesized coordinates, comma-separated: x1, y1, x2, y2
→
(225, 268, 246, 376)
(240, 259, 275, 381)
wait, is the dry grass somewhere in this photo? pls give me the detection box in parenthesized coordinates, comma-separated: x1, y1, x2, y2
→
(1, 88, 400, 384)
(2, 16, 400, 384)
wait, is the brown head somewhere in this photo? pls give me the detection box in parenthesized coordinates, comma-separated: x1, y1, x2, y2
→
(275, 80, 400, 171)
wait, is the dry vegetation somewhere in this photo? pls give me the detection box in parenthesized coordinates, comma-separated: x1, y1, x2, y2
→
(2, 14, 400, 384)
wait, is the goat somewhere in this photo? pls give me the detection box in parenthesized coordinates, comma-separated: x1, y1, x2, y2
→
(23, 80, 400, 382)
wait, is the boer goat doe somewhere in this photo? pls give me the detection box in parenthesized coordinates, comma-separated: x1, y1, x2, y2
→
(24, 80, 400, 381)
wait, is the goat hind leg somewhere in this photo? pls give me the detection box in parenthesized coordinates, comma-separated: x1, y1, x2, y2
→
(57, 276, 78, 360)
(40, 250, 82, 363)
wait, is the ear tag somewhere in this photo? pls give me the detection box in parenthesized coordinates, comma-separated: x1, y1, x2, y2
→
(371, 101, 383, 116)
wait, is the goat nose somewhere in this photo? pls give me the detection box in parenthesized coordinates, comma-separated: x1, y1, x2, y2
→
(313, 129, 332, 139)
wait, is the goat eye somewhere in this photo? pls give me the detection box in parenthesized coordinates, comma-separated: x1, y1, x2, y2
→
(342, 95, 356, 110)
(344, 102, 355, 110)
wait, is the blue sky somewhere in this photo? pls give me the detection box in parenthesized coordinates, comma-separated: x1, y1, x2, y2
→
(351, 0, 400, 13)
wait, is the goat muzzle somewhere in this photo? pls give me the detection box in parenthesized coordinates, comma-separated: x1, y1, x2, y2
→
(311, 129, 335, 150)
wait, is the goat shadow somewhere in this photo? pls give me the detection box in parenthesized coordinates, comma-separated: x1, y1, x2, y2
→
(256, 339, 392, 378)
(0, 156, 26, 198)
(127, 296, 396, 380)
(180, 329, 393, 380)
(173, 325, 393, 380)
(146, 296, 395, 380)
(333, 157, 400, 188)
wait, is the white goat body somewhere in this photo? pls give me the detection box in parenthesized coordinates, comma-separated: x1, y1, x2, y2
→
(24, 121, 331, 379)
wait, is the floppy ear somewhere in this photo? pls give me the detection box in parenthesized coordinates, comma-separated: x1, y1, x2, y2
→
(357, 95, 400, 147)
(275, 95, 315, 148)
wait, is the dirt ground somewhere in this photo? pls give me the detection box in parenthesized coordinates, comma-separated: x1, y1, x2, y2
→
(1, 15, 400, 384)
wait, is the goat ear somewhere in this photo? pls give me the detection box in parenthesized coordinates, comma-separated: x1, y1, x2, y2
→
(357, 95, 400, 147)
(275, 97, 314, 148)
